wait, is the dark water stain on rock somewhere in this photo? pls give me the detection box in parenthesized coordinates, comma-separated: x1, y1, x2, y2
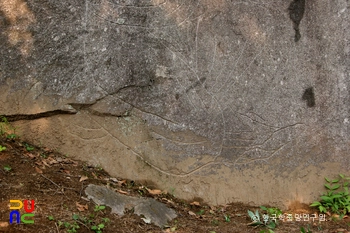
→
(302, 87, 315, 107)
(288, 0, 306, 42)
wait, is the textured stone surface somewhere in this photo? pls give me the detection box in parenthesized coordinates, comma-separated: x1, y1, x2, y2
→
(0, 0, 349, 207)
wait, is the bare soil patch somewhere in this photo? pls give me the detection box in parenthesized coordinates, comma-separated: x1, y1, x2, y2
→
(0, 137, 349, 233)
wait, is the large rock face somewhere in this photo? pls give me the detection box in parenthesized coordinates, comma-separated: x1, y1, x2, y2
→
(0, 0, 349, 207)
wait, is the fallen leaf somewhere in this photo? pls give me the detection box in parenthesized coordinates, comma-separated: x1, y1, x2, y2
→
(91, 172, 98, 179)
(0, 222, 9, 227)
(146, 188, 162, 195)
(62, 158, 77, 165)
(109, 177, 120, 183)
(190, 201, 200, 206)
(79, 176, 88, 182)
(118, 180, 127, 186)
(59, 169, 70, 174)
(46, 157, 58, 165)
(35, 161, 43, 166)
(110, 178, 126, 186)
(162, 198, 174, 205)
(76, 202, 88, 212)
(80, 196, 90, 202)
(43, 147, 53, 152)
(65, 158, 74, 163)
(116, 189, 128, 195)
(188, 211, 196, 216)
(35, 167, 43, 174)
(42, 160, 51, 167)
(26, 153, 36, 159)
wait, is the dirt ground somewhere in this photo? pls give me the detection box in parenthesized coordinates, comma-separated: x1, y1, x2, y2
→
(0, 136, 350, 233)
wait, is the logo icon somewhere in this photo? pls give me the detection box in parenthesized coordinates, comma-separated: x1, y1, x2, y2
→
(9, 200, 35, 224)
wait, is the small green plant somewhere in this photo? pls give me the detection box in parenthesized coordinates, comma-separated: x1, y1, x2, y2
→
(170, 187, 176, 196)
(260, 206, 282, 217)
(224, 214, 230, 222)
(247, 206, 281, 232)
(47, 216, 55, 221)
(310, 174, 350, 215)
(0, 116, 19, 137)
(259, 230, 275, 233)
(197, 209, 205, 215)
(58, 220, 80, 233)
(0, 116, 8, 135)
(24, 143, 35, 151)
(57, 214, 82, 233)
(300, 225, 312, 233)
(6, 133, 18, 140)
(57, 208, 109, 232)
(211, 219, 219, 226)
(72, 214, 80, 221)
(91, 223, 106, 233)
(0, 145, 6, 152)
(91, 217, 109, 233)
(248, 209, 276, 230)
(138, 189, 145, 196)
(101, 218, 109, 223)
(94, 205, 106, 212)
(3, 165, 11, 172)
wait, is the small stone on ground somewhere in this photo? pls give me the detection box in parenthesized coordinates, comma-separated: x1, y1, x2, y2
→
(85, 184, 177, 227)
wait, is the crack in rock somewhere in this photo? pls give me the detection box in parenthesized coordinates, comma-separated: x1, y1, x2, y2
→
(2, 107, 77, 122)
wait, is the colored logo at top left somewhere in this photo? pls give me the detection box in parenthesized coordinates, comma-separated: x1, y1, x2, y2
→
(9, 199, 35, 224)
